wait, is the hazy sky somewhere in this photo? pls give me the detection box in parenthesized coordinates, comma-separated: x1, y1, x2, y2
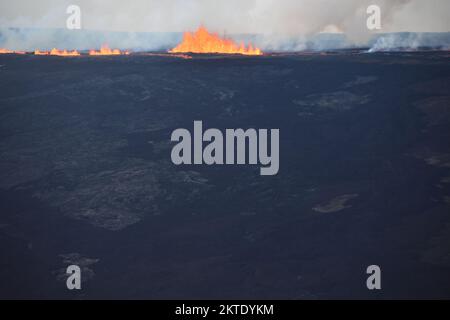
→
(0, 0, 449, 51)
(0, 0, 449, 35)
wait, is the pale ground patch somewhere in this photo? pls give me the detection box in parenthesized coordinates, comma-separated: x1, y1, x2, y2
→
(313, 194, 359, 213)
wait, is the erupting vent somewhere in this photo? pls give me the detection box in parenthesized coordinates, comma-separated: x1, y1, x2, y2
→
(170, 26, 262, 56)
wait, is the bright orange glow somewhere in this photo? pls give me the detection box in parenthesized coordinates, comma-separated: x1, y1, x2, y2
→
(34, 49, 79, 56)
(34, 50, 49, 55)
(49, 48, 80, 56)
(0, 48, 25, 54)
(169, 26, 262, 56)
(89, 45, 129, 56)
(0, 48, 14, 54)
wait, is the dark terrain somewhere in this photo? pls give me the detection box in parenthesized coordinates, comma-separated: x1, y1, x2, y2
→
(0, 51, 449, 299)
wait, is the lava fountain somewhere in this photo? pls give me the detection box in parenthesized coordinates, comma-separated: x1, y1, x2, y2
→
(50, 49, 80, 56)
(33, 49, 80, 56)
(0, 48, 25, 54)
(89, 45, 129, 56)
(0, 48, 13, 54)
(34, 50, 49, 55)
(169, 26, 262, 56)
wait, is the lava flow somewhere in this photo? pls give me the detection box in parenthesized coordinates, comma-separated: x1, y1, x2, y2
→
(33, 49, 80, 56)
(34, 50, 49, 55)
(169, 26, 262, 56)
(0, 48, 13, 54)
(89, 45, 129, 56)
(0, 48, 25, 54)
(50, 48, 80, 56)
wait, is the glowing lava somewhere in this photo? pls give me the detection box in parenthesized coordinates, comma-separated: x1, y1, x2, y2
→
(33, 49, 80, 56)
(0, 48, 25, 54)
(0, 48, 13, 54)
(169, 26, 262, 56)
(50, 48, 80, 56)
(34, 50, 49, 55)
(89, 45, 129, 56)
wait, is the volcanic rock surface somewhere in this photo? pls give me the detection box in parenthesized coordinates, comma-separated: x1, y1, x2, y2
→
(0, 51, 449, 299)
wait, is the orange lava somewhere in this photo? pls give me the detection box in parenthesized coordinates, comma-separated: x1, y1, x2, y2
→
(89, 45, 129, 56)
(169, 26, 262, 56)
(0, 48, 13, 54)
(50, 48, 80, 56)
(33, 49, 80, 56)
(0, 48, 26, 54)
(34, 50, 49, 55)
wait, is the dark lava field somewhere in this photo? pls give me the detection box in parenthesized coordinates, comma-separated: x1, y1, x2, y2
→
(0, 51, 449, 298)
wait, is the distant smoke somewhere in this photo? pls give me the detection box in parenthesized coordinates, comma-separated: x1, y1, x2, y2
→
(0, 28, 180, 52)
(0, 0, 449, 51)
(368, 33, 450, 52)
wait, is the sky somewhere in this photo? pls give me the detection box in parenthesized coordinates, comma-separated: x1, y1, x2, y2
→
(0, 0, 449, 34)
(0, 0, 449, 51)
